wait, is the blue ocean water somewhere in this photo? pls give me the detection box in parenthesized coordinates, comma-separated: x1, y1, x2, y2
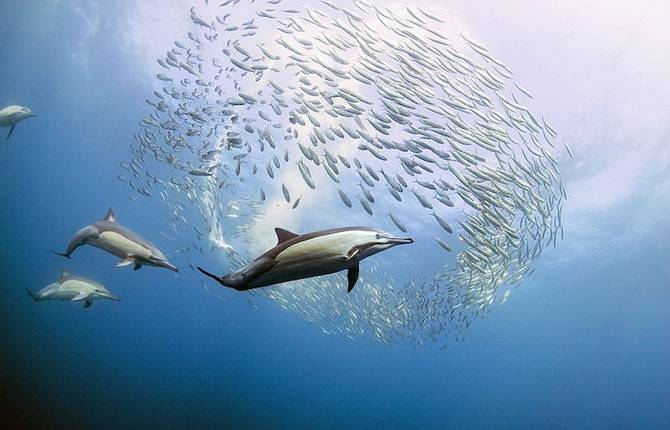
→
(1, 1, 669, 429)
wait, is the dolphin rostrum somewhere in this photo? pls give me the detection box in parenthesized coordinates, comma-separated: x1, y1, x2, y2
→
(197, 226, 413, 292)
(53, 208, 179, 272)
(0, 105, 36, 140)
(26, 270, 120, 308)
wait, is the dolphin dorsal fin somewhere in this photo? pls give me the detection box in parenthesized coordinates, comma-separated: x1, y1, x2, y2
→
(60, 270, 71, 279)
(104, 208, 117, 223)
(275, 228, 299, 244)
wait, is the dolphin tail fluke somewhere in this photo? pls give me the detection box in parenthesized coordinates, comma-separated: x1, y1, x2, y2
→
(25, 287, 38, 301)
(51, 250, 71, 259)
(6, 125, 16, 140)
(197, 266, 224, 284)
(198, 266, 247, 291)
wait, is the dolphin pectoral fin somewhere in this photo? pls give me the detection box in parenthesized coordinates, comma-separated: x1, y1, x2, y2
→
(6, 124, 16, 140)
(346, 248, 360, 261)
(83, 298, 93, 308)
(116, 258, 134, 268)
(347, 264, 360, 293)
(133, 262, 142, 271)
(71, 292, 89, 301)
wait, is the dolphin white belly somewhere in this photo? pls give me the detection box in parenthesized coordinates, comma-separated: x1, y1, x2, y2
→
(274, 231, 364, 264)
(94, 231, 152, 258)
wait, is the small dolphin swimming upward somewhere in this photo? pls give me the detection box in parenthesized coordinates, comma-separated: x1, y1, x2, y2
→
(0, 105, 36, 140)
(198, 226, 413, 292)
(54, 208, 178, 272)
(26, 270, 119, 308)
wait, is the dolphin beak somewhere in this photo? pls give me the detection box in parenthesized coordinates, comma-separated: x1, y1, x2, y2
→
(160, 260, 179, 272)
(94, 289, 120, 301)
(389, 237, 414, 245)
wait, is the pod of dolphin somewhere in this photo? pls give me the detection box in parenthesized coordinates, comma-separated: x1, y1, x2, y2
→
(118, 0, 568, 347)
(11, 0, 568, 347)
(28, 209, 179, 307)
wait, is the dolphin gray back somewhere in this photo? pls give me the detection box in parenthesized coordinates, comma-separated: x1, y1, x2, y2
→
(57, 225, 99, 257)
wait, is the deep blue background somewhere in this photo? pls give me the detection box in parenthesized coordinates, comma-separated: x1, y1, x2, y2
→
(1, 1, 669, 429)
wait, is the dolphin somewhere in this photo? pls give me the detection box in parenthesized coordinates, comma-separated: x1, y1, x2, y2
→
(0, 105, 36, 140)
(197, 226, 413, 292)
(26, 270, 120, 308)
(53, 208, 179, 272)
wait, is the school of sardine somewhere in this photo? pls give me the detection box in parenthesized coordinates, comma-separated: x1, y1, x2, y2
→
(122, 0, 568, 347)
